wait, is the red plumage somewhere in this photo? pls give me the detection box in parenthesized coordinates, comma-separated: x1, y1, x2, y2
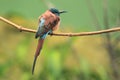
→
(32, 10, 60, 75)
(32, 8, 66, 74)
(39, 10, 60, 31)
(32, 39, 44, 74)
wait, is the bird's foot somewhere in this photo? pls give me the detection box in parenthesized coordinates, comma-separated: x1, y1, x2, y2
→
(49, 30, 53, 36)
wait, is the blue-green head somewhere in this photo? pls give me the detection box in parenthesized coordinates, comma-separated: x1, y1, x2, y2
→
(49, 8, 67, 16)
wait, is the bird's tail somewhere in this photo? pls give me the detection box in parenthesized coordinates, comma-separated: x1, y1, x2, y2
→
(32, 38, 44, 75)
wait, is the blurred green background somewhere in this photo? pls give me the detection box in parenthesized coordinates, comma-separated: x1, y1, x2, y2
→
(0, 0, 120, 80)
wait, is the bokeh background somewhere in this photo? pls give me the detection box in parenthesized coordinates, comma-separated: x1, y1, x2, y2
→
(0, 0, 120, 80)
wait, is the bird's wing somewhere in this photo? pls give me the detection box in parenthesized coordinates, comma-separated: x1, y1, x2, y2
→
(35, 18, 45, 38)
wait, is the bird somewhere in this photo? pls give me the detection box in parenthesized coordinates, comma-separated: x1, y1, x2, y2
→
(32, 8, 66, 74)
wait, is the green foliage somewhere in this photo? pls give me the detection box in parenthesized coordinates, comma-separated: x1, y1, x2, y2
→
(15, 36, 31, 61)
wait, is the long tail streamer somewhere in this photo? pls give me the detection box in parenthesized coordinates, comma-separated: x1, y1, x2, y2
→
(32, 39, 44, 75)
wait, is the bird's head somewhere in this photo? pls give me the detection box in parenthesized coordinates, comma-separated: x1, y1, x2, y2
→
(49, 8, 67, 16)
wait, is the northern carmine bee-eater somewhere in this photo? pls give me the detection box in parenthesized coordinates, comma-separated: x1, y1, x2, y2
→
(32, 8, 66, 74)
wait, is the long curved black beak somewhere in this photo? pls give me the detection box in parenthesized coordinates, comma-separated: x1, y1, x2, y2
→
(59, 10, 67, 14)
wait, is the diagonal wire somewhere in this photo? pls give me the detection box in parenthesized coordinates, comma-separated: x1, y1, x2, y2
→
(85, 0, 101, 30)
(41, 0, 55, 9)
(103, 0, 120, 79)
